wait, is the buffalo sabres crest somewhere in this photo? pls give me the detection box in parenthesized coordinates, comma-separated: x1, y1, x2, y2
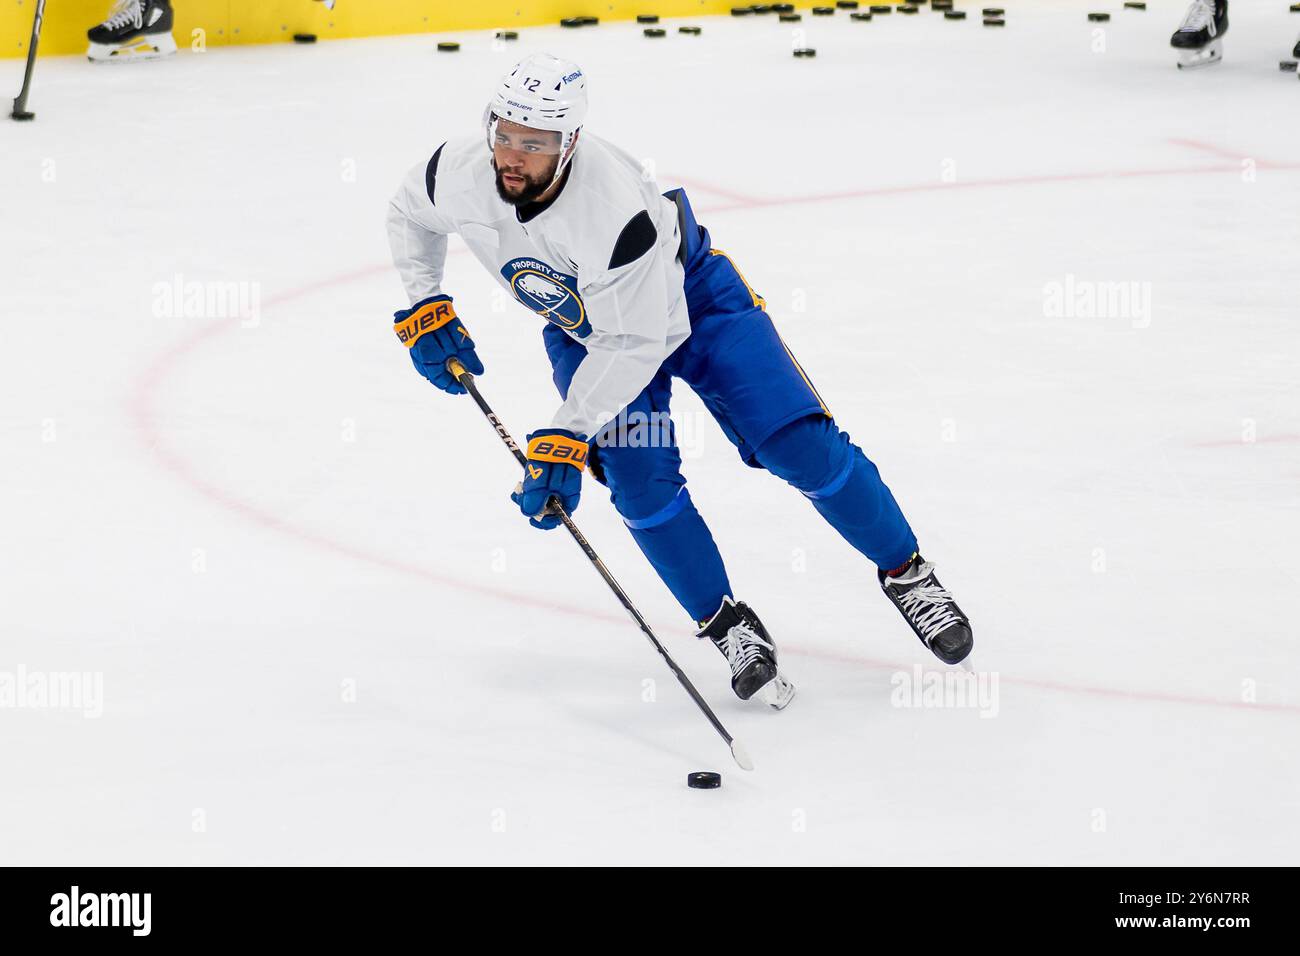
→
(500, 258, 591, 338)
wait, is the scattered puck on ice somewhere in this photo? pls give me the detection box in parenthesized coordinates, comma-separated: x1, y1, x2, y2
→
(850, 11, 873, 20)
(984, 16, 1005, 26)
(1088, 12, 1110, 21)
(752, 4, 774, 12)
(945, 10, 967, 18)
(774, 2, 795, 10)
(637, 14, 660, 22)
(836, 0, 860, 7)
(644, 27, 666, 36)
(870, 4, 892, 12)
(731, 6, 754, 14)
(899, 4, 918, 12)
(793, 47, 817, 56)
(495, 30, 518, 40)
(1291, 2, 1300, 10)
(436, 41, 460, 51)
(687, 771, 722, 789)
(292, 33, 317, 43)
(933, 1, 954, 10)
(1280, 60, 1298, 71)
(812, 6, 835, 14)
(560, 17, 583, 27)
(578, 15, 599, 25)
(678, 25, 702, 34)
(1124, 1, 1146, 8)
(982, 6, 1004, 14)
(780, 12, 803, 20)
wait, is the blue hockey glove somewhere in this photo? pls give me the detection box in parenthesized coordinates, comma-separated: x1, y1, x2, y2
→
(393, 294, 483, 395)
(511, 429, 588, 530)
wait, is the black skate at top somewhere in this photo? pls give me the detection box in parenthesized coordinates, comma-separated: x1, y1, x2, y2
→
(696, 597, 780, 701)
(1170, 0, 1227, 49)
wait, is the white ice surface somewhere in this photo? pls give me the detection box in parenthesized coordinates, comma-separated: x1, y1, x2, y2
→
(1, 2, 1298, 865)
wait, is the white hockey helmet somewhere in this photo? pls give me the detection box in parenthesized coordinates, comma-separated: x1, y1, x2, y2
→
(485, 53, 588, 186)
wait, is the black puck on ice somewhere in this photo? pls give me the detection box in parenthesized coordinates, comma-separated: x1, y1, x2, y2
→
(780, 12, 802, 20)
(1088, 12, 1110, 21)
(945, 10, 967, 18)
(752, 3, 774, 12)
(850, 11, 872, 20)
(495, 30, 518, 40)
(1280, 60, 1298, 72)
(837, 1, 860, 7)
(644, 27, 666, 36)
(731, 6, 754, 14)
(293, 33, 317, 43)
(1292, 3, 1300, 12)
(688, 771, 722, 789)
(984, 16, 1005, 26)
(637, 14, 660, 22)
(793, 47, 817, 56)
(1124, 1, 1146, 8)
(812, 6, 835, 14)
(560, 17, 584, 27)
(773, 1, 795, 10)
(870, 4, 892, 12)
(933, 1, 954, 10)
(899, 4, 919, 12)
(437, 41, 460, 51)
(982, 6, 1004, 14)
(578, 15, 599, 24)
(679, 25, 702, 34)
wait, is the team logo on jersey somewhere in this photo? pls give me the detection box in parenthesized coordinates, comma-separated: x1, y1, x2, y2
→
(500, 258, 591, 338)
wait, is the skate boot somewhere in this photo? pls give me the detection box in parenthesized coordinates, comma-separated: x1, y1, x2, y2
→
(87, 0, 176, 63)
(879, 554, 974, 666)
(1171, 0, 1227, 70)
(696, 597, 795, 711)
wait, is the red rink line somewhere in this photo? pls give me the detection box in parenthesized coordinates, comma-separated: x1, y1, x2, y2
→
(127, 171, 1300, 720)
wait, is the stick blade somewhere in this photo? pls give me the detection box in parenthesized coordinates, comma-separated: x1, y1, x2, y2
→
(730, 739, 755, 771)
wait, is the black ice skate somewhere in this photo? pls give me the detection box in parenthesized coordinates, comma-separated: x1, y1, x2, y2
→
(87, 0, 176, 64)
(879, 555, 974, 667)
(696, 597, 795, 711)
(1171, 0, 1227, 70)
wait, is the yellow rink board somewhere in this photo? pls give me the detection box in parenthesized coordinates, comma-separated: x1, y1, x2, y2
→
(2, 0, 728, 59)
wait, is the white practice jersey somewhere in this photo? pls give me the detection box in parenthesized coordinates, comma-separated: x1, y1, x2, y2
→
(386, 131, 692, 439)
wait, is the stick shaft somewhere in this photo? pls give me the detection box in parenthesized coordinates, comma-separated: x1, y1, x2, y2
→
(446, 358, 741, 753)
(11, 0, 48, 119)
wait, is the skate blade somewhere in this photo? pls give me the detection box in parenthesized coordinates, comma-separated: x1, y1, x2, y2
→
(1177, 39, 1222, 70)
(88, 34, 177, 63)
(753, 674, 796, 711)
(957, 656, 976, 674)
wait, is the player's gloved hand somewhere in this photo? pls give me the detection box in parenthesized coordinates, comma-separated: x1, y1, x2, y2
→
(393, 293, 483, 395)
(511, 429, 588, 530)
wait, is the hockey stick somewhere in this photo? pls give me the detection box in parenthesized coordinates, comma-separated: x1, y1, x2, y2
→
(446, 356, 754, 771)
(10, 0, 47, 121)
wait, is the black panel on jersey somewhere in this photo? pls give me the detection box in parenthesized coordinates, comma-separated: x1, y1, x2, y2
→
(608, 210, 656, 270)
(425, 144, 445, 205)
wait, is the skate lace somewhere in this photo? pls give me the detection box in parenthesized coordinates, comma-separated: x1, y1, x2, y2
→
(895, 582, 963, 646)
(720, 623, 773, 678)
(103, 0, 144, 30)
(1178, 0, 1214, 33)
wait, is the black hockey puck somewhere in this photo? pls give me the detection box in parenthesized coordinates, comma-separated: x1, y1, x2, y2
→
(793, 47, 817, 56)
(812, 6, 835, 14)
(982, 6, 1004, 14)
(644, 27, 666, 36)
(1280, 60, 1298, 72)
(292, 32, 317, 43)
(687, 771, 722, 789)
(945, 10, 966, 18)
(578, 15, 599, 24)
(560, 17, 584, 27)
(932, 1, 954, 10)
(752, 4, 774, 12)
(436, 41, 460, 51)
(731, 6, 754, 14)
(780, 12, 802, 20)
(679, 25, 702, 34)
(773, 1, 795, 10)
(870, 4, 892, 12)
(983, 16, 1005, 26)
(495, 30, 518, 40)
(637, 14, 660, 22)
(850, 11, 872, 20)
(1292, 3, 1300, 11)
(1124, 1, 1146, 8)
(836, 0, 860, 7)
(1088, 12, 1110, 21)
(899, 4, 919, 13)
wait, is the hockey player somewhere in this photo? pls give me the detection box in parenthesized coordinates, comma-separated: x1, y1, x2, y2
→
(1170, 0, 1227, 69)
(87, 0, 175, 63)
(386, 54, 974, 710)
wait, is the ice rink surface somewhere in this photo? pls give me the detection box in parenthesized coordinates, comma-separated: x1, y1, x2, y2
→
(2, 1, 1298, 865)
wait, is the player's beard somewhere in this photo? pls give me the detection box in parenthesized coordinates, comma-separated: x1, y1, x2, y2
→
(492, 157, 558, 206)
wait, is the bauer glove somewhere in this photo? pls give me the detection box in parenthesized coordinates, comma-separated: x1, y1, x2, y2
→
(511, 429, 588, 530)
(393, 293, 483, 395)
